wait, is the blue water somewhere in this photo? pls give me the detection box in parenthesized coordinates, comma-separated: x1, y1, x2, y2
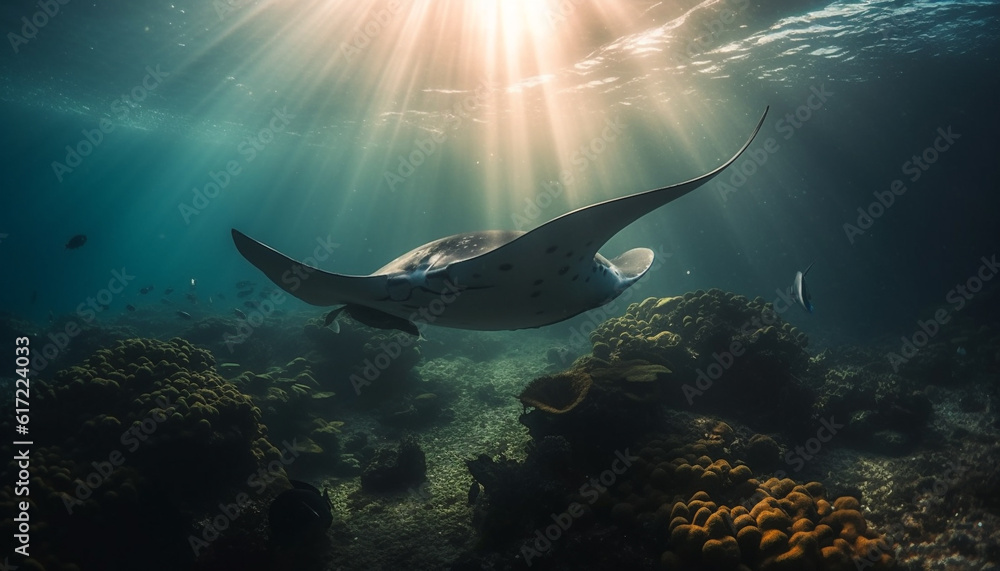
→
(1, 0, 998, 350)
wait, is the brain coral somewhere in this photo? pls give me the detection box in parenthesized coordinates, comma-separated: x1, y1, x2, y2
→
(0, 338, 285, 571)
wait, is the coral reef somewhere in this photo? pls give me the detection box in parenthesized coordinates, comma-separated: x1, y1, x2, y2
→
(0, 338, 285, 571)
(518, 358, 672, 462)
(461, 419, 897, 570)
(230, 357, 344, 474)
(590, 292, 815, 431)
(518, 368, 593, 414)
(179, 316, 276, 372)
(636, 443, 897, 570)
(809, 348, 933, 454)
(27, 317, 137, 377)
(466, 436, 580, 548)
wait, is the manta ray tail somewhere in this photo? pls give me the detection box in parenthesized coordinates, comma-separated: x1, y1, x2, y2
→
(231, 229, 387, 306)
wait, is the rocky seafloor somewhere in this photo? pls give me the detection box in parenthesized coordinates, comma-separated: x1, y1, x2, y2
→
(0, 286, 997, 570)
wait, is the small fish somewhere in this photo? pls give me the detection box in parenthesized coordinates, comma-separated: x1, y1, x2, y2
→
(65, 234, 87, 249)
(467, 482, 481, 506)
(236, 280, 253, 289)
(957, 346, 967, 356)
(324, 308, 345, 333)
(190, 278, 197, 288)
(791, 262, 815, 313)
(187, 293, 198, 304)
(237, 289, 255, 298)
(126, 304, 136, 312)
(160, 298, 172, 305)
(164, 287, 174, 295)
(217, 293, 225, 300)
(234, 308, 247, 320)
(244, 300, 258, 309)
(48, 310, 54, 322)
(139, 286, 154, 294)
(176, 310, 192, 320)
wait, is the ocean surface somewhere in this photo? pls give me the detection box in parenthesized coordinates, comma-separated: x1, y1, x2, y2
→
(2, 1, 999, 570)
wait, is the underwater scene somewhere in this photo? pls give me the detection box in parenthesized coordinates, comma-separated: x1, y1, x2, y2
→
(2, 0, 1000, 569)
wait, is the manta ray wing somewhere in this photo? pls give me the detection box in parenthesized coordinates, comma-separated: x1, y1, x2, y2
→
(231, 229, 388, 306)
(447, 107, 769, 292)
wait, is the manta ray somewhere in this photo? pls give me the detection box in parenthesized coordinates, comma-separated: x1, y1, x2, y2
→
(232, 107, 768, 333)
